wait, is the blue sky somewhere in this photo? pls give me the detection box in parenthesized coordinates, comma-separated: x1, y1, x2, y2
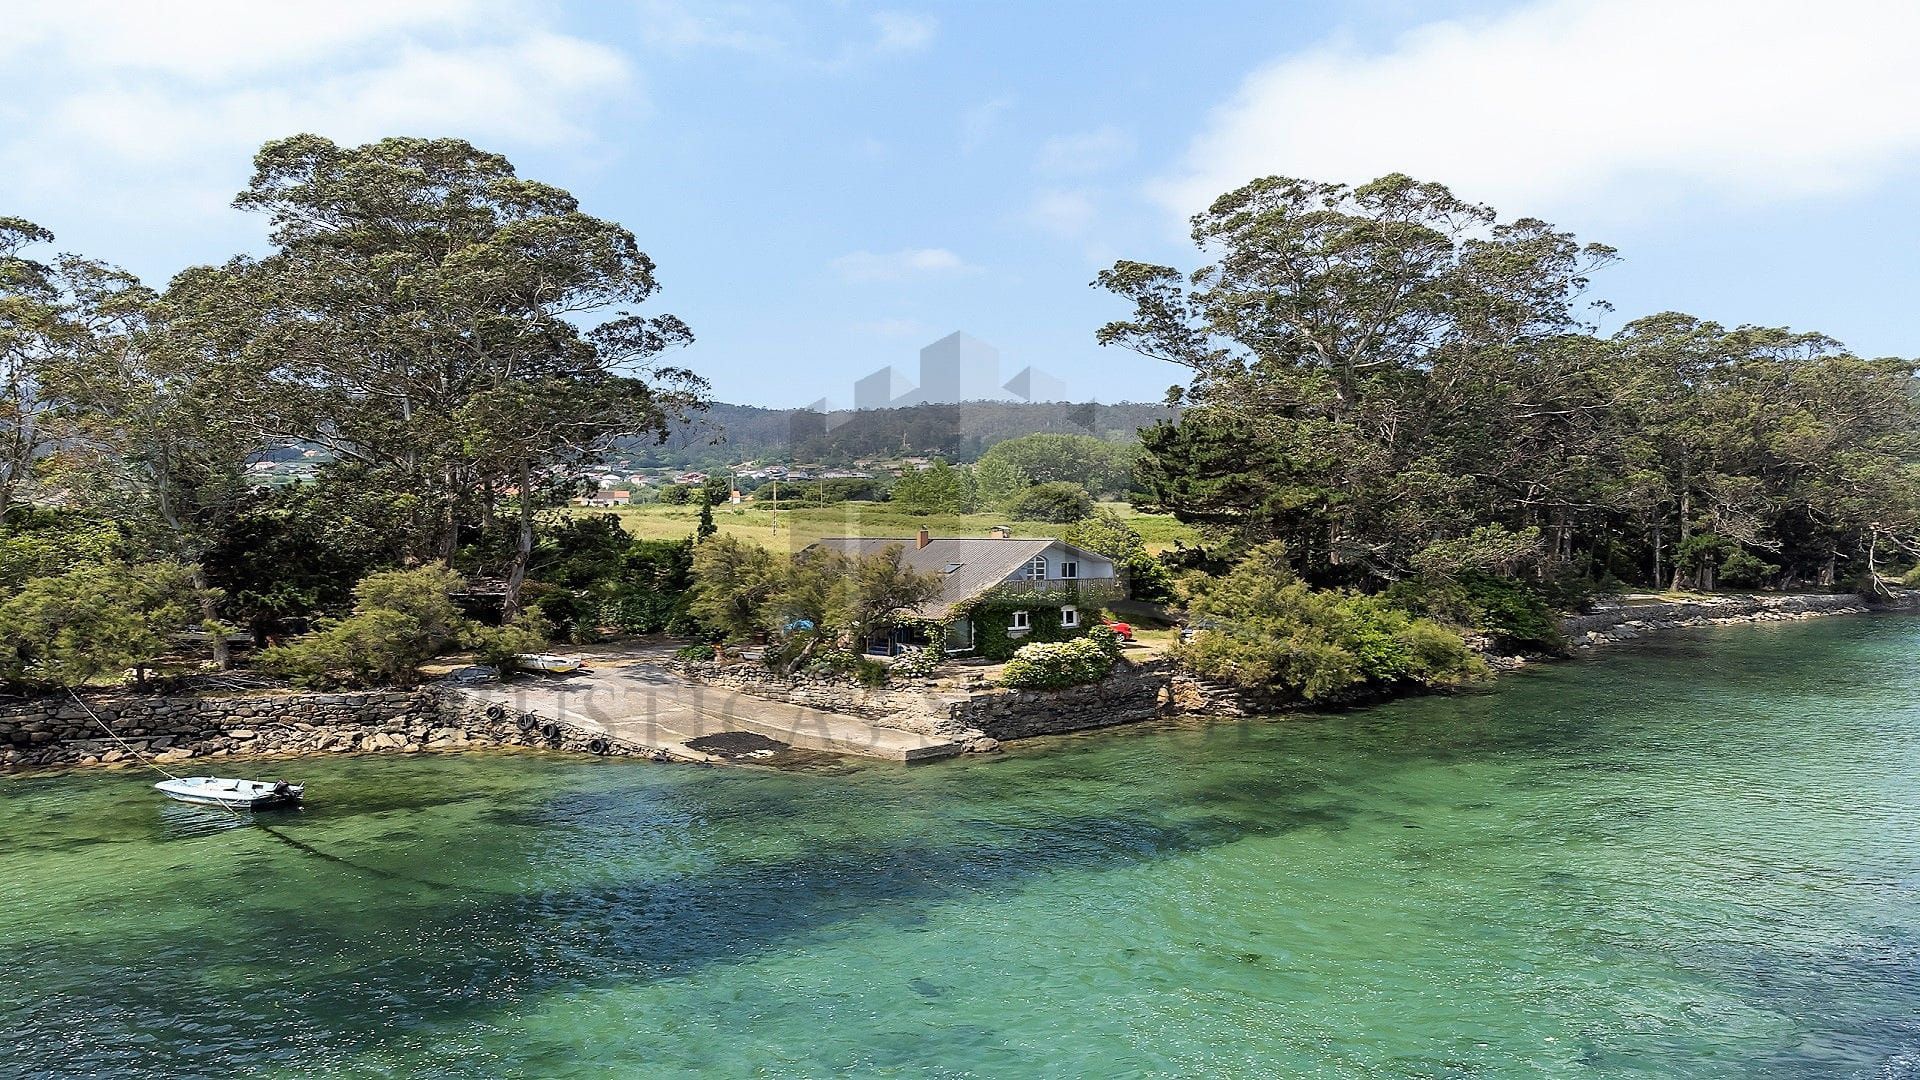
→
(5, 0, 1920, 408)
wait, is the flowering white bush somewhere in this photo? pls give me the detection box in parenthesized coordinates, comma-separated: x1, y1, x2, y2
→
(1000, 636, 1115, 690)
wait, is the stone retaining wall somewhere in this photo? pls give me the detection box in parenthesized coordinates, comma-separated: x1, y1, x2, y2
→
(1559, 592, 1886, 646)
(670, 660, 939, 720)
(945, 661, 1182, 741)
(0, 688, 668, 772)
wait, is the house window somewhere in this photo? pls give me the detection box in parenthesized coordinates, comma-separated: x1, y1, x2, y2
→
(942, 562, 965, 574)
(1060, 606, 1078, 628)
(1009, 610, 1030, 634)
(1025, 555, 1047, 580)
(1061, 561, 1078, 579)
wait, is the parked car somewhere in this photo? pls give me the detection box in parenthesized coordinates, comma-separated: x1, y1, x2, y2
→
(1104, 621, 1135, 641)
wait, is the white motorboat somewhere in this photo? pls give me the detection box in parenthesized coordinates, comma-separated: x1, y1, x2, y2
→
(517, 653, 586, 673)
(154, 776, 303, 810)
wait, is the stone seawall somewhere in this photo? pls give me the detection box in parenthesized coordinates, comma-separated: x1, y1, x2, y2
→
(0, 688, 670, 772)
(674, 656, 1199, 745)
(1558, 592, 1894, 647)
(945, 661, 1184, 742)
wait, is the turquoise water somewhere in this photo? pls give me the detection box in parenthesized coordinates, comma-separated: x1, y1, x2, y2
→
(5, 617, 1920, 1077)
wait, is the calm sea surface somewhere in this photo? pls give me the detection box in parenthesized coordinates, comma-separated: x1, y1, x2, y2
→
(4, 616, 1920, 1078)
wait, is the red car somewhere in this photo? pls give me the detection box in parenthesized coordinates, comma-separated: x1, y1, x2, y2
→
(1104, 621, 1135, 641)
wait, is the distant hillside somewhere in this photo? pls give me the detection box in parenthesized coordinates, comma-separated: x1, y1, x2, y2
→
(620, 400, 1177, 469)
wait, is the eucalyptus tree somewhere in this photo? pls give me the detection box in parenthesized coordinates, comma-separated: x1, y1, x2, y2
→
(1610, 314, 1920, 588)
(1096, 172, 1920, 594)
(0, 218, 65, 522)
(1097, 174, 1616, 582)
(33, 258, 265, 666)
(204, 135, 707, 613)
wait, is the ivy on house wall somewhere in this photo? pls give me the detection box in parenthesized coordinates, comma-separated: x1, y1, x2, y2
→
(961, 584, 1099, 661)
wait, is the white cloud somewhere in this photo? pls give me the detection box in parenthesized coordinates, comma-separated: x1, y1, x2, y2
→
(870, 11, 937, 54)
(1155, 0, 1920, 221)
(52, 34, 632, 162)
(1036, 126, 1133, 176)
(1027, 189, 1098, 237)
(831, 248, 977, 281)
(634, 0, 790, 52)
(633, 2, 934, 65)
(1, 1, 634, 232)
(2, 0, 484, 80)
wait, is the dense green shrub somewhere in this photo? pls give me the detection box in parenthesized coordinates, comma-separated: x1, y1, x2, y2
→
(801, 647, 862, 676)
(890, 461, 978, 513)
(465, 611, 551, 680)
(799, 648, 887, 686)
(1008, 482, 1094, 523)
(1718, 550, 1781, 588)
(605, 538, 695, 634)
(853, 658, 889, 687)
(1000, 635, 1117, 690)
(1179, 543, 1485, 701)
(1387, 572, 1564, 652)
(0, 560, 209, 689)
(1084, 623, 1123, 660)
(975, 433, 1130, 499)
(890, 643, 942, 679)
(0, 509, 124, 593)
(526, 518, 694, 640)
(774, 477, 890, 505)
(259, 564, 477, 688)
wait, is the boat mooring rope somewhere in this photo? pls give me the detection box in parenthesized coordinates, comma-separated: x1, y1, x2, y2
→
(69, 691, 481, 891)
(68, 690, 248, 821)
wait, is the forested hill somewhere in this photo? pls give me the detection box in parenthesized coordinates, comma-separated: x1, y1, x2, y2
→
(624, 400, 1177, 468)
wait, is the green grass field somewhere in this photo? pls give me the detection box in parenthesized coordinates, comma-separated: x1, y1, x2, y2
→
(579, 501, 1198, 554)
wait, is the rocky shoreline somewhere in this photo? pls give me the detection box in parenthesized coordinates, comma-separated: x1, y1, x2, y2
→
(5, 590, 1912, 776)
(0, 687, 672, 774)
(1558, 590, 1909, 650)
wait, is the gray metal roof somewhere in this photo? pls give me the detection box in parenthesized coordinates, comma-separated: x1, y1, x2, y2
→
(809, 536, 1091, 617)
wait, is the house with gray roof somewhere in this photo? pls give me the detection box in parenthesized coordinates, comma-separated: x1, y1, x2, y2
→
(810, 526, 1123, 657)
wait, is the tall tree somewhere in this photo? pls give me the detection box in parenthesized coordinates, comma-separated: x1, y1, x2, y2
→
(210, 135, 708, 611)
(38, 260, 268, 665)
(1096, 174, 1615, 583)
(0, 218, 61, 523)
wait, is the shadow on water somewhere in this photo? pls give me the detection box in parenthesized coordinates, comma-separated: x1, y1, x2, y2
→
(253, 822, 468, 893)
(6, 614, 1920, 1076)
(155, 803, 256, 839)
(0, 783, 1368, 1074)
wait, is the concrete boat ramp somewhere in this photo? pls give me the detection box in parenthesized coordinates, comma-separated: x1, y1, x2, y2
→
(455, 649, 967, 764)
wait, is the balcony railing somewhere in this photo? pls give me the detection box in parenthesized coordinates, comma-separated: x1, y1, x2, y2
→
(988, 577, 1127, 602)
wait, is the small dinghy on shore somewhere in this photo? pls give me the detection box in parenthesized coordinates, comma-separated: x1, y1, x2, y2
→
(517, 653, 588, 673)
(154, 776, 303, 810)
